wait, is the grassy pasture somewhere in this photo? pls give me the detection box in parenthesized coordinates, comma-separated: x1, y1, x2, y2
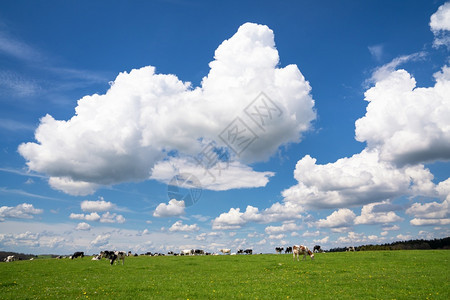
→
(0, 250, 448, 299)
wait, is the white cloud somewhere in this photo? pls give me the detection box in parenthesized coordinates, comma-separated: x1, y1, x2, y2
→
(168, 220, 199, 232)
(90, 234, 111, 247)
(69, 211, 124, 223)
(406, 199, 449, 220)
(212, 202, 304, 230)
(99, 212, 125, 224)
(430, 2, 450, 48)
(18, 22, 316, 195)
(356, 66, 450, 166)
(367, 53, 425, 84)
(354, 201, 403, 225)
(396, 234, 413, 241)
(151, 157, 274, 191)
(69, 212, 100, 222)
(314, 236, 329, 244)
(368, 44, 384, 61)
(75, 222, 90, 231)
(410, 218, 450, 226)
(302, 230, 320, 237)
(265, 222, 297, 235)
(268, 234, 285, 240)
(406, 179, 450, 226)
(316, 209, 356, 228)
(382, 225, 400, 231)
(48, 177, 99, 196)
(153, 199, 185, 218)
(282, 149, 435, 209)
(0, 203, 43, 221)
(81, 198, 115, 212)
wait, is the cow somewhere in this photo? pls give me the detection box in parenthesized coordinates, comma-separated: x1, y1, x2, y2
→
(237, 249, 244, 254)
(71, 251, 84, 259)
(91, 255, 101, 261)
(293, 245, 314, 261)
(313, 245, 322, 253)
(4, 255, 16, 262)
(220, 249, 231, 255)
(346, 246, 355, 252)
(244, 249, 253, 255)
(275, 247, 284, 254)
(181, 249, 194, 256)
(285, 246, 293, 254)
(127, 251, 132, 257)
(194, 249, 204, 256)
(100, 250, 125, 265)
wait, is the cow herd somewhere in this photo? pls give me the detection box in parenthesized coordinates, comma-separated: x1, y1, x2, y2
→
(3, 245, 327, 264)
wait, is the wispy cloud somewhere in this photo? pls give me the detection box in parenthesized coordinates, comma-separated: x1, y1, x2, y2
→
(368, 44, 384, 62)
(0, 118, 36, 131)
(366, 52, 426, 86)
(0, 167, 47, 178)
(0, 31, 43, 62)
(0, 187, 69, 203)
(0, 71, 41, 97)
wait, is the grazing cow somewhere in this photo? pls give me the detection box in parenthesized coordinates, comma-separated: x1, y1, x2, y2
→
(285, 247, 293, 254)
(4, 255, 16, 262)
(91, 255, 101, 261)
(181, 249, 194, 256)
(275, 247, 284, 254)
(313, 245, 322, 253)
(194, 249, 204, 256)
(293, 245, 314, 261)
(100, 250, 125, 265)
(244, 249, 253, 255)
(55, 255, 62, 259)
(220, 249, 231, 255)
(71, 252, 84, 259)
(237, 249, 244, 254)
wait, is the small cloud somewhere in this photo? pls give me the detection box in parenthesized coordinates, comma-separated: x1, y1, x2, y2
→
(75, 222, 91, 231)
(81, 198, 115, 212)
(168, 220, 199, 232)
(368, 44, 384, 61)
(153, 199, 185, 218)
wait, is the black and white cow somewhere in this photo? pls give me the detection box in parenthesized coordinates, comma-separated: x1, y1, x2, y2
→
(237, 249, 244, 254)
(181, 249, 194, 256)
(285, 247, 293, 254)
(71, 252, 84, 259)
(313, 245, 322, 253)
(275, 247, 284, 254)
(100, 250, 125, 265)
(194, 249, 204, 256)
(244, 249, 253, 255)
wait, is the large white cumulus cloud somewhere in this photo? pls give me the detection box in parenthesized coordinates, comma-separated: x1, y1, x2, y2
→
(282, 149, 435, 209)
(355, 66, 450, 166)
(18, 23, 316, 195)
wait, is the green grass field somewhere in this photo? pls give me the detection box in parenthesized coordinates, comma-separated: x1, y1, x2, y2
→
(0, 250, 449, 299)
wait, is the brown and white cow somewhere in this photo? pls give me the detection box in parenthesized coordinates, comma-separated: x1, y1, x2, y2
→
(219, 249, 231, 255)
(293, 245, 314, 261)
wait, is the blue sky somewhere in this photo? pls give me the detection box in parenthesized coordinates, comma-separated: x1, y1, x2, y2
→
(1, 0, 449, 254)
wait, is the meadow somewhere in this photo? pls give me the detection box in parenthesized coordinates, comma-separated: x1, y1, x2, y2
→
(0, 250, 448, 299)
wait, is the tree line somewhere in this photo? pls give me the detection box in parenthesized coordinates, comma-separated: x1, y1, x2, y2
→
(327, 237, 450, 252)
